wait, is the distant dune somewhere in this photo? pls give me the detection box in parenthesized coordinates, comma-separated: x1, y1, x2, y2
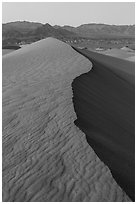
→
(2, 38, 131, 201)
(126, 56, 135, 62)
(72, 47, 135, 201)
(97, 48, 135, 61)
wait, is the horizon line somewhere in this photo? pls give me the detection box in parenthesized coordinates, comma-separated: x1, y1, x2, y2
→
(2, 20, 135, 27)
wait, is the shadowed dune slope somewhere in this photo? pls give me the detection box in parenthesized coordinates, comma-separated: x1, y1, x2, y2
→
(3, 38, 131, 202)
(72, 47, 135, 201)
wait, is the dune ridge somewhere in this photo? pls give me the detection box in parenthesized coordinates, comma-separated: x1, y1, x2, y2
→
(3, 38, 130, 201)
(72, 47, 135, 201)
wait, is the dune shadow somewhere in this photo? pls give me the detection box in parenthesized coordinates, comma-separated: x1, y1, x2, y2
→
(72, 47, 135, 201)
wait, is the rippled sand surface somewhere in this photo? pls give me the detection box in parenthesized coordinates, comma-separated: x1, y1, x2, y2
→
(3, 38, 130, 202)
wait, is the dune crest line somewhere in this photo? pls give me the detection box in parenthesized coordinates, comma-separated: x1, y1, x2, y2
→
(3, 38, 130, 201)
(72, 47, 135, 201)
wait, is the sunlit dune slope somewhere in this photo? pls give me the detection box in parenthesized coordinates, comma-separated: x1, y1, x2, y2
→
(72, 47, 135, 201)
(97, 48, 135, 61)
(3, 38, 130, 202)
(126, 56, 135, 62)
(2, 49, 15, 56)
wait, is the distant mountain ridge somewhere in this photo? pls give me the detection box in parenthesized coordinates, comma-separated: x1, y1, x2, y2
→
(54, 23, 135, 38)
(2, 21, 79, 46)
(2, 21, 135, 46)
(3, 21, 42, 31)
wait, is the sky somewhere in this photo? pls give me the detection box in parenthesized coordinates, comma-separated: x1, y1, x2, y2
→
(2, 2, 135, 26)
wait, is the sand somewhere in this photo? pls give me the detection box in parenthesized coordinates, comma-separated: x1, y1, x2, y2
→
(95, 48, 135, 62)
(126, 56, 135, 62)
(3, 38, 131, 201)
(121, 47, 134, 52)
(2, 49, 15, 56)
(72, 47, 135, 201)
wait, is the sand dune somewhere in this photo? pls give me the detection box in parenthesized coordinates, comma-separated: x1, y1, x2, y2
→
(121, 47, 134, 52)
(72, 47, 135, 201)
(3, 38, 131, 201)
(76, 47, 135, 84)
(126, 56, 135, 62)
(2, 49, 15, 56)
(97, 48, 135, 61)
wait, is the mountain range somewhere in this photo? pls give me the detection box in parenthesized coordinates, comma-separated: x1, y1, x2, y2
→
(2, 21, 135, 46)
(55, 23, 135, 38)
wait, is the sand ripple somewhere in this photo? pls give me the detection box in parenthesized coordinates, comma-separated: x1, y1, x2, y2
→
(3, 38, 130, 201)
